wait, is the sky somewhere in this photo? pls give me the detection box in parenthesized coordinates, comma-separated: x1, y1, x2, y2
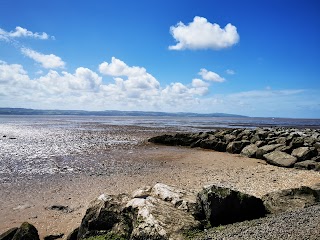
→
(0, 0, 320, 118)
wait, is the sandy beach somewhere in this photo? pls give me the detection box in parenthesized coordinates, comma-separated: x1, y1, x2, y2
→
(1, 118, 320, 239)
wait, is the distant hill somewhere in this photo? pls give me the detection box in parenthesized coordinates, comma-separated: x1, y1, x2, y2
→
(0, 108, 248, 118)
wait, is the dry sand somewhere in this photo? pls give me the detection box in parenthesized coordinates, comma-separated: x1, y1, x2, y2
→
(0, 121, 320, 239)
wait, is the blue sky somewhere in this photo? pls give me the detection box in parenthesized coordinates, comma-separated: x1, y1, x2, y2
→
(0, 0, 319, 118)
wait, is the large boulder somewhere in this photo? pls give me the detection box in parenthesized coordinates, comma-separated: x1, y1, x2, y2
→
(262, 185, 320, 214)
(256, 144, 284, 159)
(195, 185, 267, 227)
(226, 141, 250, 154)
(77, 184, 200, 240)
(263, 151, 297, 167)
(291, 147, 317, 161)
(0, 228, 18, 240)
(240, 144, 258, 158)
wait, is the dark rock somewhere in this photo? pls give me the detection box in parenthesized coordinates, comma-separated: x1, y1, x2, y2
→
(256, 144, 283, 159)
(47, 205, 73, 213)
(0, 228, 18, 240)
(240, 144, 258, 158)
(66, 228, 78, 240)
(12, 222, 40, 240)
(195, 185, 267, 227)
(264, 151, 297, 167)
(313, 142, 320, 150)
(291, 147, 318, 161)
(294, 160, 320, 170)
(262, 186, 320, 214)
(226, 141, 250, 154)
(289, 137, 305, 149)
(44, 233, 64, 240)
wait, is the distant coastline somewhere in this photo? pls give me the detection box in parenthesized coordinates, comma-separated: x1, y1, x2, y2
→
(0, 107, 248, 118)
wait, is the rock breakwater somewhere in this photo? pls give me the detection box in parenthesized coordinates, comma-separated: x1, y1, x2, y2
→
(149, 128, 320, 170)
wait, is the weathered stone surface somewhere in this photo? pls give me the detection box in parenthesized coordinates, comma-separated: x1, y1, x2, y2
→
(262, 186, 320, 214)
(0, 228, 18, 240)
(256, 144, 283, 159)
(226, 141, 250, 154)
(291, 147, 317, 161)
(76, 184, 200, 240)
(240, 144, 258, 158)
(66, 228, 78, 240)
(263, 151, 297, 167)
(12, 222, 40, 240)
(195, 185, 267, 227)
(294, 160, 320, 170)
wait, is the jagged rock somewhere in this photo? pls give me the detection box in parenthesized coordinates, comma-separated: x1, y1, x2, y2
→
(263, 151, 297, 167)
(291, 147, 318, 161)
(44, 233, 64, 240)
(66, 228, 78, 240)
(294, 160, 320, 170)
(240, 144, 258, 158)
(262, 186, 320, 214)
(76, 184, 200, 240)
(226, 141, 250, 154)
(0, 228, 18, 240)
(289, 137, 305, 148)
(256, 144, 284, 159)
(12, 222, 40, 240)
(195, 185, 267, 227)
(77, 193, 131, 239)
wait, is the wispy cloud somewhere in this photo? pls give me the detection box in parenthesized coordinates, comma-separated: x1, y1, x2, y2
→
(21, 48, 65, 69)
(169, 16, 239, 50)
(226, 69, 235, 75)
(0, 26, 54, 41)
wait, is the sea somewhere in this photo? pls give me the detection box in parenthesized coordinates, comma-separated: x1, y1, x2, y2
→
(0, 115, 320, 130)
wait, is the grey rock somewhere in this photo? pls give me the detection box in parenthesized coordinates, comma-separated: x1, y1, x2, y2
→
(262, 186, 320, 214)
(256, 144, 283, 159)
(195, 185, 266, 227)
(291, 147, 318, 161)
(263, 151, 297, 167)
(240, 144, 258, 158)
(294, 160, 320, 170)
(226, 141, 250, 154)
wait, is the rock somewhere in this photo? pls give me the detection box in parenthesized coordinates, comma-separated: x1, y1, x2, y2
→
(256, 144, 283, 159)
(195, 185, 267, 227)
(292, 147, 318, 161)
(263, 151, 297, 167)
(66, 228, 78, 240)
(12, 222, 40, 240)
(47, 205, 73, 213)
(44, 233, 64, 240)
(240, 144, 258, 158)
(294, 160, 320, 170)
(0, 228, 18, 240)
(314, 142, 320, 150)
(262, 186, 320, 214)
(226, 141, 250, 154)
(77, 184, 200, 240)
(289, 137, 305, 149)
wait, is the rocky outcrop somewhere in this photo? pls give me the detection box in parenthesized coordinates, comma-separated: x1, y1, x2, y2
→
(149, 127, 320, 170)
(195, 185, 267, 227)
(0, 222, 40, 240)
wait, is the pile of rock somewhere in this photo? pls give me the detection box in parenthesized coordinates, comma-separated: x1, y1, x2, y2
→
(71, 183, 320, 240)
(148, 128, 320, 170)
(2, 183, 319, 240)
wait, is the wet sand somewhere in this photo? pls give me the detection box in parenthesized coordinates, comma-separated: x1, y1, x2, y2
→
(0, 120, 320, 239)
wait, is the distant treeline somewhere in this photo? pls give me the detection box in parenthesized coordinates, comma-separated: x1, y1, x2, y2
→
(0, 108, 248, 118)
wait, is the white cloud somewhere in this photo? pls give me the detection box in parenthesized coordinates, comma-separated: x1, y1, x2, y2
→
(169, 16, 239, 50)
(0, 26, 53, 41)
(226, 69, 235, 75)
(198, 68, 225, 82)
(21, 48, 65, 69)
(0, 61, 29, 83)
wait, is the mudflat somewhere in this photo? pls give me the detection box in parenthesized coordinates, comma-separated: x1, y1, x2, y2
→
(0, 119, 319, 239)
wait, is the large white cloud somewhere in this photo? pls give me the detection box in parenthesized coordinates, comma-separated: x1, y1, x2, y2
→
(0, 26, 53, 41)
(169, 16, 239, 50)
(198, 68, 225, 82)
(21, 48, 65, 69)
